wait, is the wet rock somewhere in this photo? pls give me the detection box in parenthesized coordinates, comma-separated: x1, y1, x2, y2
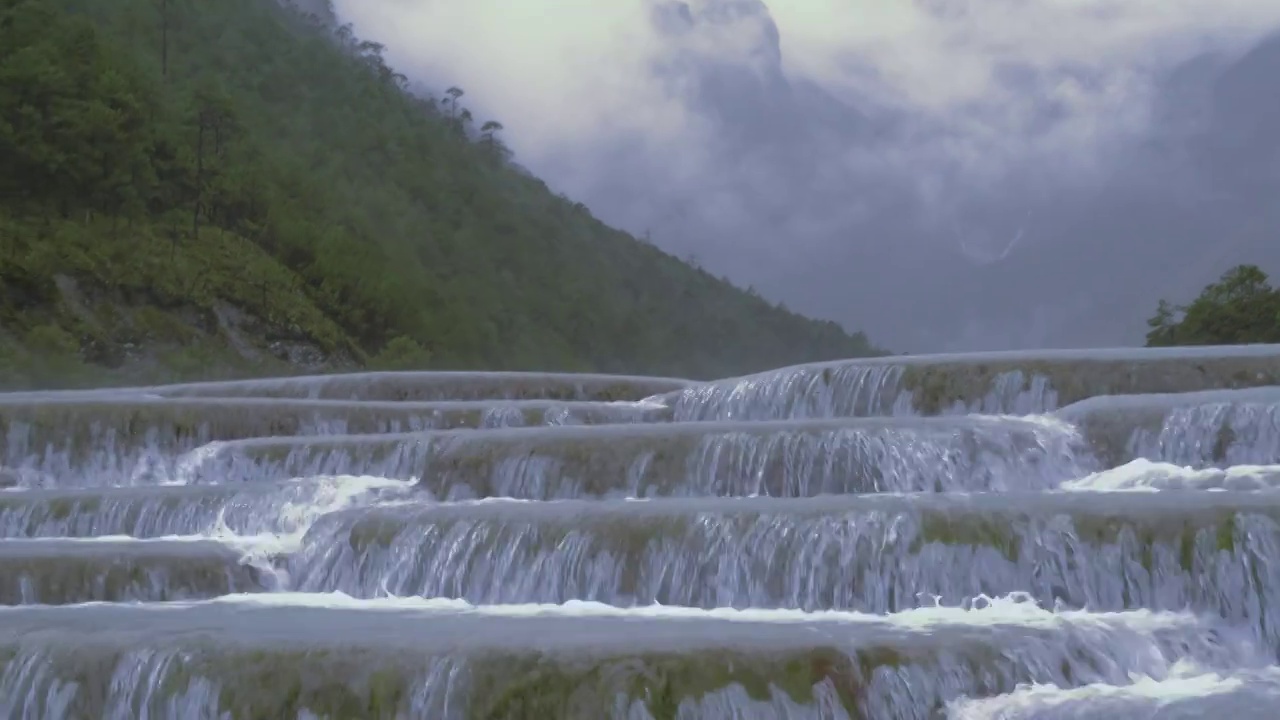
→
(268, 340, 327, 368)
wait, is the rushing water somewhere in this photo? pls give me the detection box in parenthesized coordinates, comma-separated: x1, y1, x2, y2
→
(3, 347, 1280, 718)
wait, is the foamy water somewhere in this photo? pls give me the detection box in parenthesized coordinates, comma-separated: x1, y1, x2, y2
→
(1061, 458, 1280, 492)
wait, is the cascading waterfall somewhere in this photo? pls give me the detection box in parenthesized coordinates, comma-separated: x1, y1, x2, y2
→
(1057, 387, 1280, 467)
(285, 491, 1280, 641)
(657, 345, 1280, 421)
(3, 348, 1280, 718)
(0, 397, 668, 488)
(170, 415, 1092, 498)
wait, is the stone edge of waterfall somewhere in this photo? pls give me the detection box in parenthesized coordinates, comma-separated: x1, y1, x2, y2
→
(674, 344, 1280, 385)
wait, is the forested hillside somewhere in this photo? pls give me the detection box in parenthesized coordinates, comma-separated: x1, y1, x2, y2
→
(0, 0, 882, 389)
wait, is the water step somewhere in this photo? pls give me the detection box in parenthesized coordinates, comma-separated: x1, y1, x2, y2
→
(0, 397, 668, 486)
(0, 595, 1248, 719)
(197, 415, 1091, 497)
(661, 345, 1280, 420)
(0, 537, 275, 605)
(1058, 387, 1280, 467)
(288, 486, 1280, 636)
(129, 371, 693, 402)
(0, 476, 416, 539)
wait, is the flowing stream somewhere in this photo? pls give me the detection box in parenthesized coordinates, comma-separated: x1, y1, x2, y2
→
(4, 346, 1280, 718)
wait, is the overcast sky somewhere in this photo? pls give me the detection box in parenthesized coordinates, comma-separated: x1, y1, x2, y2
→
(331, 0, 1280, 352)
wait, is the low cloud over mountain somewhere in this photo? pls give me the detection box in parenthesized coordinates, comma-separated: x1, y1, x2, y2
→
(333, 0, 1280, 351)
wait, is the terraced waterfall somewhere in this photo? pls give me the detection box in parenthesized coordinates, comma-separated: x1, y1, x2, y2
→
(4, 346, 1280, 717)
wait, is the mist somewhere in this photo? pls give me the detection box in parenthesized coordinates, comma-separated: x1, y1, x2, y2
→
(331, 0, 1280, 352)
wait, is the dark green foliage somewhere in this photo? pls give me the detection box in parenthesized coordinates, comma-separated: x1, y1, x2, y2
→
(0, 0, 883, 388)
(1145, 264, 1280, 346)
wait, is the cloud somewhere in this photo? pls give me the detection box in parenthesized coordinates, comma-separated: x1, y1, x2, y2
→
(768, 0, 1280, 186)
(331, 0, 702, 156)
(330, 0, 1280, 350)
(334, 0, 1279, 199)
(774, 0, 1276, 105)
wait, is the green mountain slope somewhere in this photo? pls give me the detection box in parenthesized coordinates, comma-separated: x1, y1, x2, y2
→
(0, 0, 883, 389)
